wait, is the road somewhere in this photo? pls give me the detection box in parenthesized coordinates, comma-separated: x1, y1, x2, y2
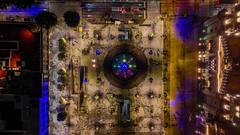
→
(163, 0, 199, 134)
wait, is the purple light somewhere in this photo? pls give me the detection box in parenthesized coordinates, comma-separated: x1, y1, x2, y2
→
(170, 100, 176, 107)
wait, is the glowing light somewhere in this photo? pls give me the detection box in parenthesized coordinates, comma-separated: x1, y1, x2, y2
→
(237, 11, 240, 16)
(224, 19, 231, 25)
(235, 32, 240, 36)
(206, 124, 209, 135)
(224, 95, 230, 101)
(198, 68, 201, 73)
(223, 104, 230, 111)
(225, 29, 231, 34)
(170, 100, 176, 107)
(40, 79, 49, 135)
(21, 28, 34, 42)
(237, 17, 240, 23)
(236, 106, 240, 111)
(236, 112, 240, 118)
(225, 10, 232, 15)
(217, 36, 222, 93)
(112, 54, 137, 79)
(91, 59, 96, 63)
(223, 114, 230, 120)
(0, 3, 47, 16)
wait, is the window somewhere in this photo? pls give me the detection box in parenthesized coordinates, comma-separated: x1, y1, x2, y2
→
(236, 112, 240, 118)
(224, 96, 230, 101)
(236, 106, 240, 111)
(223, 114, 230, 120)
(223, 104, 230, 111)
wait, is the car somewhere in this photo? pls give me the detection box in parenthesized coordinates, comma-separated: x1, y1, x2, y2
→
(120, 7, 131, 14)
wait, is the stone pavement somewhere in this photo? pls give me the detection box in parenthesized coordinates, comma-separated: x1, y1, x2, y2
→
(47, 1, 166, 134)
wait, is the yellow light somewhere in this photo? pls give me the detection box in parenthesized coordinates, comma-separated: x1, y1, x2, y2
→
(217, 36, 221, 93)
(223, 104, 230, 111)
(237, 11, 240, 16)
(235, 32, 240, 36)
(224, 96, 230, 101)
(237, 17, 240, 23)
(236, 112, 240, 118)
(206, 124, 209, 135)
(224, 19, 231, 25)
(236, 106, 240, 111)
(223, 114, 230, 120)
(79, 27, 83, 33)
(91, 59, 96, 63)
(225, 10, 232, 15)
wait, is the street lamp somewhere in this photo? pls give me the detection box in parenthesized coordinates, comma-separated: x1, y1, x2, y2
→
(91, 58, 96, 68)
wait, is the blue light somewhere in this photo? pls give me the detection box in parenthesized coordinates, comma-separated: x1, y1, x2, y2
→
(119, 63, 129, 71)
(40, 79, 49, 135)
(175, 16, 193, 41)
(0, 2, 47, 16)
(96, 49, 101, 55)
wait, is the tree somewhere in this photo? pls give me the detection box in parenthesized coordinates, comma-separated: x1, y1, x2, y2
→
(58, 38, 67, 51)
(63, 11, 80, 27)
(35, 11, 57, 29)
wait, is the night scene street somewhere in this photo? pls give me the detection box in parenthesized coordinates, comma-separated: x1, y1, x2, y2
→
(0, 0, 240, 135)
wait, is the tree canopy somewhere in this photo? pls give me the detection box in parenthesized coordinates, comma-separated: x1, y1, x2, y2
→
(63, 11, 80, 27)
(35, 11, 57, 29)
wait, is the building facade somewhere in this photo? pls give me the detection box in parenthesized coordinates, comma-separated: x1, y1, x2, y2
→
(198, 3, 240, 135)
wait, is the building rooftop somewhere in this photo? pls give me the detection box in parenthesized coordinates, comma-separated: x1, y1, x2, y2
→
(222, 36, 240, 95)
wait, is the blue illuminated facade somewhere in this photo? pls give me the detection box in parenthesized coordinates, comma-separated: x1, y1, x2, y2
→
(39, 79, 49, 135)
(0, 2, 47, 16)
